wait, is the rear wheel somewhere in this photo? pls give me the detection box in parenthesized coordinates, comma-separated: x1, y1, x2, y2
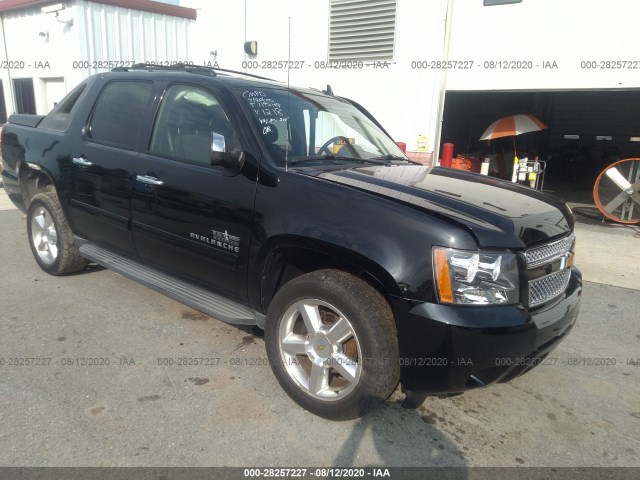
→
(27, 192, 88, 275)
(265, 269, 400, 420)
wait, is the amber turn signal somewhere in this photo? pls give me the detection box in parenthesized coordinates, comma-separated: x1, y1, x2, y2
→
(433, 247, 454, 303)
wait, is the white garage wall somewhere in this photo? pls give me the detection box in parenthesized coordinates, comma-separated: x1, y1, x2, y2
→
(447, 0, 640, 91)
(0, 5, 82, 116)
(184, 0, 450, 153)
(6, 1, 634, 150)
(186, 0, 640, 155)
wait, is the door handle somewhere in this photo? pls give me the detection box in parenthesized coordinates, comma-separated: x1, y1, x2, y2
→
(72, 156, 93, 166)
(136, 174, 164, 186)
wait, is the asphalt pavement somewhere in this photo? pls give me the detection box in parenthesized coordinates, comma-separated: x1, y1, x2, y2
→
(0, 187, 638, 468)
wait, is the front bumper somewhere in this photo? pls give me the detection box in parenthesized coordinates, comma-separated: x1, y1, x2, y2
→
(393, 267, 582, 394)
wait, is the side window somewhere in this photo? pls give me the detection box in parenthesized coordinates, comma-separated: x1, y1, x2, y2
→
(88, 81, 154, 149)
(149, 84, 236, 167)
(39, 82, 88, 131)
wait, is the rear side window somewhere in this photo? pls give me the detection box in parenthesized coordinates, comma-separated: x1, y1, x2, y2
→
(88, 81, 154, 149)
(39, 82, 88, 131)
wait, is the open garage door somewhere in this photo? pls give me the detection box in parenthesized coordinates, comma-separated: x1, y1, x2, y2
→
(440, 89, 640, 216)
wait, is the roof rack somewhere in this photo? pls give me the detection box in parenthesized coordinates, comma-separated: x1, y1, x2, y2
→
(212, 66, 279, 82)
(111, 62, 278, 82)
(111, 62, 215, 76)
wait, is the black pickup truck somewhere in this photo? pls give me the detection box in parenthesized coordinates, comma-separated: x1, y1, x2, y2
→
(1, 65, 581, 419)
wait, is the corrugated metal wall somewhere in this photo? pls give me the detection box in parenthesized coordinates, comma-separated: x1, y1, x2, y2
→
(0, 0, 195, 114)
(76, 0, 193, 73)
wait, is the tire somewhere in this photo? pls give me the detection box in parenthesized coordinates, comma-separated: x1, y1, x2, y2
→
(26, 192, 88, 275)
(265, 269, 400, 420)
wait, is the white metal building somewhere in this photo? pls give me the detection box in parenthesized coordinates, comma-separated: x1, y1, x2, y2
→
(182, 0, 640, 161)
(0, 0, 196, 121)
(2, 0, 639, 165)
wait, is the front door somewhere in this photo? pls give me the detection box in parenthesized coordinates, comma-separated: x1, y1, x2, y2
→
(130, 83, 257, 302)
(69, 80, 156, 256)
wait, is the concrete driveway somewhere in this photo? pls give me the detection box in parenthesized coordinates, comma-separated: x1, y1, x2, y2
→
(0, 188, 639, 468)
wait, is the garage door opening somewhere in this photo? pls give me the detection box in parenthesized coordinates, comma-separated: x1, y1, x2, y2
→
(440, 90, 640, 221)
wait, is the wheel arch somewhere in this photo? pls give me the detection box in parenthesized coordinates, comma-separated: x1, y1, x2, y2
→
(19, 162, 58, 210)
(256, 235, 401, 315)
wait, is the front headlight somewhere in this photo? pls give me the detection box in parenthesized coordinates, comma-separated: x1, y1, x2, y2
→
(433, 247, 519, 305)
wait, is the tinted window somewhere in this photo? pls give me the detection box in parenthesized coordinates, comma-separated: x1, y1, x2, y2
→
(149, 84, 236, 166)
(89, 81, 154, 149)
(39, 82, 88, 131)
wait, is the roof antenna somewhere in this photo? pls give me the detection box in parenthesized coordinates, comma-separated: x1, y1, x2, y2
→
(322, 84, 334, 96)
(285, 16, 291, 172)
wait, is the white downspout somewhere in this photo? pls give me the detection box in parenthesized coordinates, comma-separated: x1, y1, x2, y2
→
(432, 0, 454, 163)
(0, 12, 16, 116)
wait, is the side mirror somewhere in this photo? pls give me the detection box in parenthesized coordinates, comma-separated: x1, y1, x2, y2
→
(210, 132, 245, 173)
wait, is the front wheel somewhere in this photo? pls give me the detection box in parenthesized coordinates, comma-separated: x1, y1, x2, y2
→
(265, 270, 400, 420)
(27, 192, 88, 275)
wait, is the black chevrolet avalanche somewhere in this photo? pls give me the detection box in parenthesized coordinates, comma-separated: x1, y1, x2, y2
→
(0, 64, 581, 419)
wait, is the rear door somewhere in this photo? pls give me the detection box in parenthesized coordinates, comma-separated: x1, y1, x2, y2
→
(130, 82, 257, 302)
(69, 80, 156, 256)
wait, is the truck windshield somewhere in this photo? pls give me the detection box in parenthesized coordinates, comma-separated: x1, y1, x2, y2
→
(237, 87, 408, 167)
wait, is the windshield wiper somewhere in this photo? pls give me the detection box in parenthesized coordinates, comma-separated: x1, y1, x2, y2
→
(343, 158, 394, 166)
(288, 154, 353, 166)
(370, 154, 410, 162)
(288, 155, 398, 167)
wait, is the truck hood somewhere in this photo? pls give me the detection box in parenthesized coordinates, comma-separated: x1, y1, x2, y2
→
(312, 165, 573, 248)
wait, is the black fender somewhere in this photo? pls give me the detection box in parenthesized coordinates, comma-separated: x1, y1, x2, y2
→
(2, 125, 75, 223)
(256, 234, 402, 314)
(247, 168, 478, 316)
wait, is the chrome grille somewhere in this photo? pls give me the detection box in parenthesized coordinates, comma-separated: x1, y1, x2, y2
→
(528, 269, 572, 307)
(523, 233, 575, 269)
